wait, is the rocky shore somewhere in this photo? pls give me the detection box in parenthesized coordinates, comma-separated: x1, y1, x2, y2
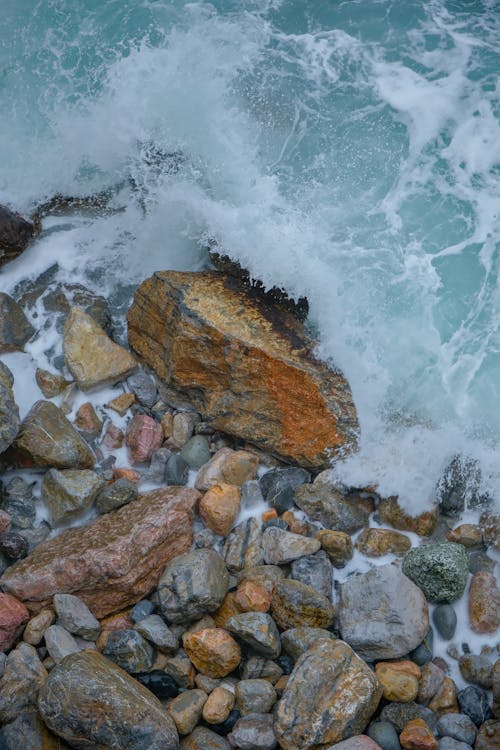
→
(0, 204, 498, 749)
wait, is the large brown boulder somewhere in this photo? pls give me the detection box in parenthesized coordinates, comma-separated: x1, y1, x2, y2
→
(0, 486, 199, 618)
(127, 271, 358, 469)
(0, 205, 35, 267)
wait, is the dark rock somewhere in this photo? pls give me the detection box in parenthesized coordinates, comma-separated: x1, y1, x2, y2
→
(227, 712, 277, 750)
(457, 686, 493, 726)
(379, 702, 438, 734)
(44, 281, 112, 334)
(226, 612, 281, 659)
(290, 550, 333, 598)
(135, 670, 179, 699)
(433, 605, 457, 640)
(0, 293, 34, 354)
(467, 550, 496, 574)
(165, 452, 189, 485)
(474, 720, 500, 750)
(275, 653, 294, 674)
(130, 599, 156, 623)
(236, 679, 276, 715)
(240, 656, 282, 683)
(294, 483, 369, 533)
(437, 455, 491, 516)
(0, 531, 28, 560)
(182, 726, 231, 748)
(103, 629, 155, 673)
(259, 467, 311, 514)
(38, 650, 179, 748)
(0, 477, 35, 529)
(146, 446, 171, 483)
(0, 204, 35, 267)
(96, 476, 138, 513)
(127, 369, 158, 408)
(0, 642, 47, 723)
(409, 627, 434, 666)
(436, 738, 473, 750)
(223, 518, 264, 573)
(367, 721, 402, 750)
(202, 711, 241, 738)
(437, 713, 477, 745)
(0, 363, 20, 455)
(281, 627, 335, 661)
(181, 435, 211, 470)
(402, 543, 469, 603)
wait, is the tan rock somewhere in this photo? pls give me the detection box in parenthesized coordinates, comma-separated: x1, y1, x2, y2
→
(213, 593, 244, 628)
(375, 661, 420, 702)
(427, 676, 458, 715)
(199, 483, 241, 536)
(127, 271, 358, 469)
(183, 627, 241, 678)
(400, 718, 437, 750)
(23, 608, 55, 646)
(446, 523, 483, 548)
(235, 581, 272, 613)
(469, 571, 500, 633)
(195, 447, 258, 491)
(378, 497, 438, 536)
(106, 392, 135, 416)
(202, 686, 235, 724)
(161, 412, 174, 439)
(168, 689, 207, 735)
(0, 593, 29, 651)
(316, 529, 354, 566)
(64, 307, 137, 390)
(172, 412, 198, 447)
(0, 487, 199, 618)
(281, 510, 309, 536)
(35, 368, 70, 397)
(74, 402, 103, 439)
(480, 512, 500, 551)
(356, 527, 412, 556)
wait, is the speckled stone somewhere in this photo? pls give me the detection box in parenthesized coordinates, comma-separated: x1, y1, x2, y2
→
(227, 713, 277, 750)
(402, 544, 469, 603)
(457, 686, 492, 726)
(436, 713, 477, 745)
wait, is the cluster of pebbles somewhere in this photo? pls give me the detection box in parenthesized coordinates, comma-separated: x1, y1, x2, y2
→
(0, 283, 498, 750)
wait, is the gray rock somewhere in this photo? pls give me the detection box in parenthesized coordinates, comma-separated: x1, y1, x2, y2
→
(437, 739, 472, 750)
(228, 713, 277, 750)
(226, 613, 281, 659)
(290, 550, 333, 598)
(0, 531, 28, 560)
(402, 543, 469, 603)
(437, 713, 477, 745)
(44, 625, 81, 663)
(181, 435, 211, 470)
(241, 480, 266, 512)
(135, 614, 178, 653)
(338, 563, 429, 660)
(127, 369, 158, 408)
(235, 679, 277, 715)
(38, 650, 179, 749)
(0, 476, 35, 529)
(457, 685, 493, 726)
(146, 446, 172, 483)
(165, 452, 189, 485)
(18, 521, 51, 552)
(195, 527, 221, 549)
(0, 642, 47, 724)
(95, 476, 138, 513)
(240, 656, 283, 683)
(262, 526, 320, 565)
(367, 721, 402, 750)
(0, 652, 5, 678)
(467, 550, 497, 574)
(433, 604, 457, 640)
(437, 455, 490, 516)
(281, 627, 335, 661)
(168, 689, 208, 735)
(459, 653, 495, 689)
(103, 628, 155, 673)
(180, 726, 231, 749)
(53, 593, 100, 640)
(294, 484, 369, 533)
(223, 518, 263, 573)
(0, 362, 20, 454)
(275, 639, 382, 750)
(158, 548, 229, 624)
(42, 468, 104, 524)
(494, 658, 500, 719)
(0, 293, 34, 353)
(164, 649, 196, 689)
(130, 599, 156, 623)
(0, 710, 73, 749)
(260, 467, 311, 514)
(408, 626, 434, 666)
(380, 702, 438, 734)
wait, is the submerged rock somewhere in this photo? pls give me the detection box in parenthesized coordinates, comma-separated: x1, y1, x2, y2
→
(0, 486, 199, 617)
(38, 650, 179, 749)
(0, 293, 34, 353)
(128, 270, 358, 468)
(0, 204, 35, 267)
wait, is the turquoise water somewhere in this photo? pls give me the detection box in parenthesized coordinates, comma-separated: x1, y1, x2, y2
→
(1, 0, 500, 509)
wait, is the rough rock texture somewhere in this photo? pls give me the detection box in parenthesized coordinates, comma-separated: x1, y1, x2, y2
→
(0, 204, 34, 267)
(183, 627, 241, 678)
(294, 484, 369, 533)
(0, 362, 19, 454)
(38, 650, 179, 749)
(226, 612, 281, 659)
(271, 578, 334, 630)
(127, 271, 358, 469)
(0, 710, 72, 750)
(125, 414, 164, 464)
(9, 400, 95, 469)
(0, 642, 47, 723)
(338, 564, 429, 660)
(0, 486, 199, 617)
(274, 639, 382, 750)
(41, 468, 104, 524)
(402, 543, 469, 603)
(195, 448, 259, 491)
(0, 293, 34, 353)
(0, 593, 29, 652)
(64, 307, 137, 389)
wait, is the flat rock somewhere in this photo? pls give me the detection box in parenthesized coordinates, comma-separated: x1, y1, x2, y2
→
(42, 468, 104, 524)
(0, 204, 34, 267)
(356, 528, 411, 557)
(468, 571, 500, 633)
(0, 363, 20, 455)
(127, 271, 358, 469)
(0, 293, 34, 353)
(38, 650, 179, 749)
(9, 400, 95, 468)
(0, 486, 198, 617)
(274, 639, 382, 750)
(337, 563, 429, 660)
(262, 526, 320, 565)
(294, 484, 369, 533)
(377, 497, 438, 537)
(64, 306, 137, 389)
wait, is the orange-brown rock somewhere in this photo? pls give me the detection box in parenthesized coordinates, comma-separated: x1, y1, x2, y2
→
(0, 593, 29, 651)
(400, 718, 437, 750)
(106, 392, 135, 416)
(480, 512, 500, 551)
(446, 523, 483, 548)
(127, 271, 358, 469)
(195, 448, 258, 491)
(356, 528, 412, 556)
(23, 608, 56, 646)
(199, 483, 241, 536)
(468, 571, 500, 633)
(235, 581, 272, 613)
(0, 487, 198, 618)
(378, 497, 438, 536)
(375, 661, 421, 702)
(316, 529, 354, 566)
(74, 402, 103, 439)
(183, 627, 241, 679)
(427, 676, 458, 715)
(281, 510, 309, 535)
(213, 593, 244, 628)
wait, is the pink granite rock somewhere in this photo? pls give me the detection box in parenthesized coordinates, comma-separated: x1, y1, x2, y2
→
(125, 415, 163, 464)
(0, 593, 29, 651)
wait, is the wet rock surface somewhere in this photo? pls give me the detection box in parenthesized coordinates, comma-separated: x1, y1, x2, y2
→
(0, 205, 35, 267)
(402, 543, 469, 603)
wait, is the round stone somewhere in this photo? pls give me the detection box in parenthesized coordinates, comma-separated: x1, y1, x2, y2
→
(432, 605, 457, 640)
(183, 628, 241, 679)
(0, 532, 28, 560)
(457, 686, 493, 726)
(181, 435, 211, 469)
(367, 721, 402, 750)
(402, 543, 469, 603)
(165, 453, 189, 486)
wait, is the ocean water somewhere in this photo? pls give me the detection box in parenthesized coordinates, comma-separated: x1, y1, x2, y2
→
(2, 0, 500, 512)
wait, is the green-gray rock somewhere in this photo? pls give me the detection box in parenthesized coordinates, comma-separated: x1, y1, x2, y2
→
(38, 650, 179, 749)
(0, 362, 20, 455)
(42, 469, 104, 524)
(402, 543, 469, 603)
(0, 293, 34, 354)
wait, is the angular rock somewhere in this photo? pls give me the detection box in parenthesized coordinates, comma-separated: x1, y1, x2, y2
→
(35, 367, 70, 398)
(53, 593, 100, 640)
(428, 676, 458, 717)
(223, 518, 264, 573)
(281, 627, 335, 661)
(378, 497, 438, 537)
(0, 486, 199, 617)
(106, 391, 135, 416)
(274, 639, 382, 750)
(437, 455, 489, 516)
(0, 476, 35, 529)
(0, 642, 47, 723)
(103, 628, 155, 673)
(271, 579, 334, 630)
(127, 368, 158, 407)
(196, 447, 259, 491)
(95, 476, 138, 513)
(227, 713, 277, 750)
(0, 362, 20, 454)
(199, 483, 241, 536)
(44, 624, 80, 663)
(0, 592, 29, 651)
(317, 529, 354, 566)
(0, 293, 34, 354)
(126, 413, 164, 464)
(468, 571, 500, 633)
(457, 686, 492, 726)
(42, 468, 104, 524)
(183, 627, 241, 679)
(169, 689, 208, 735)
(226, 612, 281, 659)
(400, 718, 437, 750)
(74, 401, 103, 440)
(260, 467, 311, 514)
(235, 581, 272, 613)
(294, 484, 369, 533)
(10, 400, 95, 468)
(446, 524, 483, 548)
(402, 544, 469, 604)
(338, 564, 429, 660)
(158, 548, 229, 624)
(135, 614, 178, 653)
(38, 650, 179, 749)
(63, 306, 137, 389)
(0, 204, 35, 267)
(127, 271, 358, 469)
(437, 714, 477, 746)
(290, 550, 333, 598)
(262, 526, 320, 565)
